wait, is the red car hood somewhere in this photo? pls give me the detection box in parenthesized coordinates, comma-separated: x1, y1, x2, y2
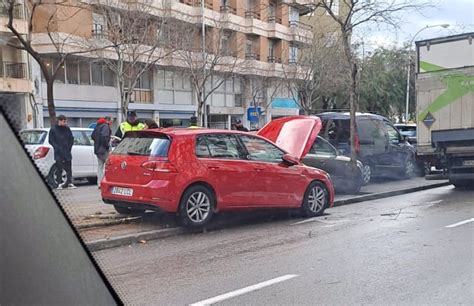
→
(257, 116, 322, 160)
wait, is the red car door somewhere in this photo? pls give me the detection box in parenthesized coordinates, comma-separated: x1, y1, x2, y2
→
(195, 134, 256, 208)
(238, 135, 308, 207)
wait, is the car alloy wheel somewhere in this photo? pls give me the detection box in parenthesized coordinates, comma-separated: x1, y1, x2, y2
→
(362, 163, 371, 185)
(302, 181, 328, 217)
(186, 191, 211, 223)
(308, 185, 326, 213)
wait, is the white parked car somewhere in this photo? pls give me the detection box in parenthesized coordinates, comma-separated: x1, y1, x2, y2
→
(20, 128, 98, 187)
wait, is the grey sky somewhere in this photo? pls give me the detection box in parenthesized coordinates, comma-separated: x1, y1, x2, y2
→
(356, 0, 473, 49)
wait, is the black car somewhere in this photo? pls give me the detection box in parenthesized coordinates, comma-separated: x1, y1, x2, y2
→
(317, 112, 417, 181)
(303, 136, 364, 194)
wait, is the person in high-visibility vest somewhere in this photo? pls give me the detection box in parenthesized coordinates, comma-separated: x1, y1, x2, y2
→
(114, 110, 145, 139)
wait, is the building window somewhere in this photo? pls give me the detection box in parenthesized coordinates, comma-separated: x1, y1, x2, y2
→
(92, 13, 105, 37)
(91, 62, 103, 86)
(103, 65, 116, 87)
(54, 58, 65, 83)
(79, 61, 91, 85)
(289, 7, 299, 24)
(326, 0, 339, 16)
(136, 70, 152, 89)
(66, 59, 79, 84)
(289, 45, 298, 63)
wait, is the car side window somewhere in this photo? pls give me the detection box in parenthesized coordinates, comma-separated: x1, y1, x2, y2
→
(239, 135, 285, 163)
(197, 135, 243, 159)
(72, 131, 88, 145)
(310, 137, 337, 157)
(385, 124, 400, 144)
(371, 119, 387, 140)
(83, 131, 93, 146)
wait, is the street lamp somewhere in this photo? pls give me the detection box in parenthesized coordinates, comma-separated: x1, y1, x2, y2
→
(405, 24, 449, 123)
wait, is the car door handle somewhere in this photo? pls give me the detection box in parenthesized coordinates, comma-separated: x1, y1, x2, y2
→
(208, 166, 220, 170)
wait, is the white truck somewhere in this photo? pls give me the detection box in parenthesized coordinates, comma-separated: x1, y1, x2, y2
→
(416, 32, 474, 188)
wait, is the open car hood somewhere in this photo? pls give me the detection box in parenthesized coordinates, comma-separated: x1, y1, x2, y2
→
(257, 116, 322, 160)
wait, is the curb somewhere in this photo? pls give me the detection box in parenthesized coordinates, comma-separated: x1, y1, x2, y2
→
(333, 181, 451, 206)
(86, 227, 186, 252)
(86, 181, 451, 252)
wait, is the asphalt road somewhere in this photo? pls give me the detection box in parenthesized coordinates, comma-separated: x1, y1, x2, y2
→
(94, 185, 474, 305)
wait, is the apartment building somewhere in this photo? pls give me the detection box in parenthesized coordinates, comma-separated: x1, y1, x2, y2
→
(10, 0, 317, 129)
(0, 3, 34, 131)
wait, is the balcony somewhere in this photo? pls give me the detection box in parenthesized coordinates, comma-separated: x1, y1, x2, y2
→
(267, 15, 282, 24)
(245, 10, 261, 19)
(289, 21, 313, 44)
(220, 5, 236, 15)
(245, 52, 260, 61)
(0, 4, 24, 20)
(130, 88, 153, 104)
(267, 56, 282, 63)
(0, 62, 27, 79)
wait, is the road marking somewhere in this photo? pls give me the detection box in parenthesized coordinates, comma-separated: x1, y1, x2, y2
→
(189, 274, 299, 306)
(445, 218, 474, 228)
(291, 217, 330, 225)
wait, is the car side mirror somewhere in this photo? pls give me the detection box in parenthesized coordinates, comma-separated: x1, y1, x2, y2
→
(282, 153, 299, 166)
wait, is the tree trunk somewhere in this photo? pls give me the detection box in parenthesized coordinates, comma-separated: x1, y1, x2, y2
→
(45, 78, 56, 127)
(341, 33, 358, 165)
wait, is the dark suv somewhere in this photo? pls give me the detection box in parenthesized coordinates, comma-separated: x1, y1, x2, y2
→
(317, 112, 417, 181)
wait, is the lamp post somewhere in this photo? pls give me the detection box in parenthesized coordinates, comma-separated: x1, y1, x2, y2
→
(405, 24, 449, 123)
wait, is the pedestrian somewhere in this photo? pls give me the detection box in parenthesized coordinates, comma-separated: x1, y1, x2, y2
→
(143, 118, 159, 129)
(189, 116, 200, 128)
(48, 114, 76, 190)
(234, 120, 249, 132)
(115, 110, 145, 139)
(91, 116, 112, 189)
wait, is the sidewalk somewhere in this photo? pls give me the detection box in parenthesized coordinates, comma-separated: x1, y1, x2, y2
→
(56, 177, 449, 236)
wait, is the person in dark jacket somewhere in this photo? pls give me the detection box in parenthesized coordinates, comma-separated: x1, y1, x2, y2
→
(91, 116, 112, 189)
(49, 114, 75, 189)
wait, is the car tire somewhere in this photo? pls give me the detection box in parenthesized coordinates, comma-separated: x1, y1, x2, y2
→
(301, 181, 329, 217)
(47, 164, 66, 188)
(178, 185, 215, 228)
(113, 205, 145, 215)
(361, 163, 372, 185)
(401, 157, 416, 179)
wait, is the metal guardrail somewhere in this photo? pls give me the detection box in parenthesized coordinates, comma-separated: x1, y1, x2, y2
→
(289, 20, 313, 31)
(0, 4, 24, 19)
(245, 10, 261, 19)
(267, 15, 282, 24)
(245, 53, 260, 61)
(0, 62, 27, 79)
(267, 56, 282, 63)
(220, 5, 236, 14)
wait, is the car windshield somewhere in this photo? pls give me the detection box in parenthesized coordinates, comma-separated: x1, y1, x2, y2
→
(20, 130, 47, 145)
(113, 134, 170, 157)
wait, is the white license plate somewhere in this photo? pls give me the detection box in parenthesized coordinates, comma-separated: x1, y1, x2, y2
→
(111, 187, 133, 196)
(463, 160, 474, 166)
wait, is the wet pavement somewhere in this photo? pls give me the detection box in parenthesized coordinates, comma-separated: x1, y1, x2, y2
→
(91, 186, 474, 305)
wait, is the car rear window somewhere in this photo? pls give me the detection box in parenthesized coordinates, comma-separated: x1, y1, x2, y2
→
(20, 130, 47, 145)
(113, 134, 170, 157)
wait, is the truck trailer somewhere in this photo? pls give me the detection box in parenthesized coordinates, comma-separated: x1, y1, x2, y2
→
(416, 32, 474, 188)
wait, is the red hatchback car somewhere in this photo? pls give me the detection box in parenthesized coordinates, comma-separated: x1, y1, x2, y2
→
(101, 116, 335, 227)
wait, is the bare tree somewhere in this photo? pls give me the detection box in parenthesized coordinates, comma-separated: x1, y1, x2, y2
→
(283, 34, 350, 115)
(173, 14, 244, 126)
(315, 0, 431, 163)
(248, 73, 284, 128)
(2, 0, 109, 125)
(90, 0, 175, 121)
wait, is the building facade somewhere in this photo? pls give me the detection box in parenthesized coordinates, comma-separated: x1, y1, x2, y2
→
(3, 0, 320, 130)
(0, 3, 35, 131)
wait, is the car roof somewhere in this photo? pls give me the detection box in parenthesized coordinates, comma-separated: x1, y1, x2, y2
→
(141, 128, 253, 137)
(317, 112, 389, 122)
(20, 127, 93, 132)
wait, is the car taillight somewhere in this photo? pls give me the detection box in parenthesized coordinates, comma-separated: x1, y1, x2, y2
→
(33, 146, 50, 159)
(354, 134, 361, 153)
(141, 160, 178, 173)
